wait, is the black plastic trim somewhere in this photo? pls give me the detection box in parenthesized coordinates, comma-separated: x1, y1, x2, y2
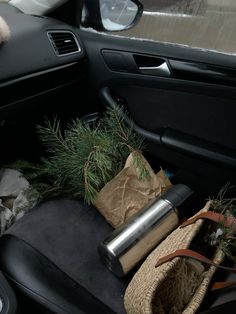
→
(0, 5, 86, 83)
(200, 300, 236, 314)
(0, 61, 87, 108)
(79, 30, 236, 70)
(101, 49, 236, 87)
(161, 129, 236, 170)
(0, 235, 114, 314)
(47, 31, 81, 57)
(99, 86, 161, 144)
(0, 272, 17, 314)
(162, 184, 193, 209)
(170, 59, 236, 87)
(100, 87, 236, 170)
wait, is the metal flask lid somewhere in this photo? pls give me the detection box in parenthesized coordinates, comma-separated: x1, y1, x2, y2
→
(98, 184, 193, 277)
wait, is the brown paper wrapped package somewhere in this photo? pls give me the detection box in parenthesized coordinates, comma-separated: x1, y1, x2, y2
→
(94, 152, 172, 228)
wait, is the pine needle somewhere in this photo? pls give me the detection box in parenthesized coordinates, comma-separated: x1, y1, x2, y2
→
(208, 184, 236, 261)
(9, 107, 150, 204)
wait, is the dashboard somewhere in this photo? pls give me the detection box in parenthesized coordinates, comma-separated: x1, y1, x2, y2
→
(0, 3, 87, 113)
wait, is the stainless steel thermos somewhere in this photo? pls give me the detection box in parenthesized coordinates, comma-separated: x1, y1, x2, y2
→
(98, 184, 192, 277)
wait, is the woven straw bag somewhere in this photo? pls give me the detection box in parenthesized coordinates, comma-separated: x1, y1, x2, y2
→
(124, 201, 225, 314)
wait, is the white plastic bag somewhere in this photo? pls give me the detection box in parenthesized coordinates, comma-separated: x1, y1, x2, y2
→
(0, 169, 39, 235)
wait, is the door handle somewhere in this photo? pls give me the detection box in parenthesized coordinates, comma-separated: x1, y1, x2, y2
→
(139, 61, 171, 77)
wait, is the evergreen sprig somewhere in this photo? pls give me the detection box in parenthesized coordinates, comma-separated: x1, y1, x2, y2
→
(11, 107, 149, 204)
(208, 184, 236, 261)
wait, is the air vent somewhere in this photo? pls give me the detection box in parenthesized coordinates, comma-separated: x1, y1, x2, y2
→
(48, 31, 81, 56)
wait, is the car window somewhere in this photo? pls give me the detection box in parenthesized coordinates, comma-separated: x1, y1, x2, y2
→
(9, 0, 68, 15)
(82, 0, 236, 56)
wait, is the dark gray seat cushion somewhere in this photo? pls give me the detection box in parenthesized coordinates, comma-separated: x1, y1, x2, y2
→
(3, 199, 129, 313)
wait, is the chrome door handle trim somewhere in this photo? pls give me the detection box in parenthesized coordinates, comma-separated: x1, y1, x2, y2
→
(139, 62, 171, 77)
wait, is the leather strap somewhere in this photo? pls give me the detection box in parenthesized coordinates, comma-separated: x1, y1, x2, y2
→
(180, 212, 236, 230)
(211, 281, 236, 291)
(155, 249, 236, 273)
(155, 212, 236, 292)
(155, 249, 236, 292)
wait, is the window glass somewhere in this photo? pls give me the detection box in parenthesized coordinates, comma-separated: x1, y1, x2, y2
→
(9, 0, 67, 15)
(108, 0, 236, 55)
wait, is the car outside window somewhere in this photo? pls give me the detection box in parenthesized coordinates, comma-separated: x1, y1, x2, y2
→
(83, 0, 236, 56)
(9, 0, 68, 15)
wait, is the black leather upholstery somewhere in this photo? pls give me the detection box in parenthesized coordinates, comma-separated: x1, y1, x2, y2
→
(0, 271, 17, 314)
(200, 300, 236, 314)
(0, 198, 235, 314)
(0, 235, 111, 314)
(0, 199, 129, 314)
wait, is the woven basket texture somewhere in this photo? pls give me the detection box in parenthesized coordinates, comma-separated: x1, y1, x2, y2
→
(124, 201, 224, 314)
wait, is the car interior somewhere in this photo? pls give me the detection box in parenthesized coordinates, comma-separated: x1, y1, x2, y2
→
(0, 0, 236, 313)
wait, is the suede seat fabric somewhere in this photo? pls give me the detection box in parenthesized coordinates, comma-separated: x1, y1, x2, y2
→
(5, 199, 128, 314)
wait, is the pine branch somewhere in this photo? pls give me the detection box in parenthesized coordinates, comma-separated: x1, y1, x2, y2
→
(208, 184, 236, 261)
(9, 107, 149, 205)
(100, 106, 145, 153)
(37, 117, 71, 153)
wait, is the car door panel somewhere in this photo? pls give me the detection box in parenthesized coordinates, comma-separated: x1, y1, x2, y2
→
(79, 30, 236, 172)
(78, 27, 236, 311)
(100, 86, 236, 171)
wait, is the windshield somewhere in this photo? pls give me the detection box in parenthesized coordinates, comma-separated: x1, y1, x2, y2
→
(9, 0, 69, 15)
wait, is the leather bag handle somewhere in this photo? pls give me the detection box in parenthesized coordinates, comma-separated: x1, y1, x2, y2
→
(155, 249, 236, 273)
(155, 210, 236, 291)
(155, 249, 236, 292)
(180, 212, 236, 230)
